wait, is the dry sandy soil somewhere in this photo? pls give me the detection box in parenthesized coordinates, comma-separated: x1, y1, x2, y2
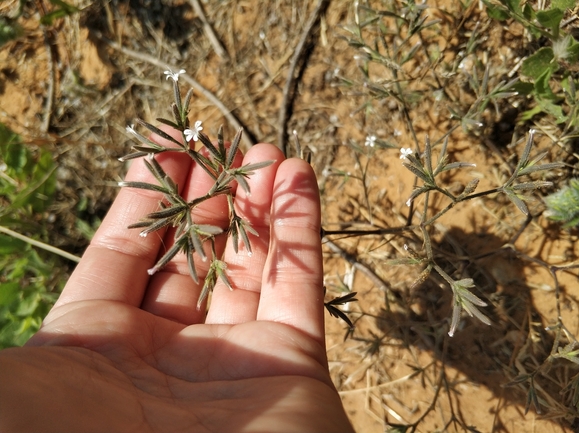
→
(1, 0, 579, 431)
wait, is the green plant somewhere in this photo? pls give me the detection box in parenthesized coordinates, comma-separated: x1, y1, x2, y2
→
(336, 3, 563, 337)
(325, 1, 577, 429)
(0, 16, 23, 47)
(484, 0, 579, 130)
(544, 178, 579, 227)
(40, 0, 79, 25)
(0, 124, 66, 348)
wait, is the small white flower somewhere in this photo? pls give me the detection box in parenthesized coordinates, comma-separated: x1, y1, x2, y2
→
(365, 135, 377, 147)
(184, 120, 203, 142)
(164, 68, 186, 82)
(400, 148, 413, 159)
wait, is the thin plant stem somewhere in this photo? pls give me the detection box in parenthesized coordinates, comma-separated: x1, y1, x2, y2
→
(0, 225, 81, 263)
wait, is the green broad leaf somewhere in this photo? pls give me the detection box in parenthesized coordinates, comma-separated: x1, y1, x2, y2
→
(503, 0, 522, 14)
(13, 315, 42, 344)
(9, 152, 56, 212)
(4, 142, 28, 174)
(0, 282, 20, 306)
(537, 98, 567, 123)
(482, 0, 510, 20)
(520, 104, 544, 121)
(512, 81, 534, 96)
(552, 0, 576, 9)
(522, 3, 534, 21)
(568, 39, 579, 63)
(521, 47, 556, 80)
(534, 69, 558, 101)
(0, 234, 26, 255)
(536, 9, 564, 36)
(15, 292, 41, 316)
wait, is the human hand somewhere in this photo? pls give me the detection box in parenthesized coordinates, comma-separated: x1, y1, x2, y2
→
(0, 130, 354, 432)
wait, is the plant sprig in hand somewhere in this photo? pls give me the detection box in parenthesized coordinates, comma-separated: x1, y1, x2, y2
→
(119, 68, 274, 308)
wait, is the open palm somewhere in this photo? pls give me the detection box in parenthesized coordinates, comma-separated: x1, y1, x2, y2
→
(0, 135, 353, 432)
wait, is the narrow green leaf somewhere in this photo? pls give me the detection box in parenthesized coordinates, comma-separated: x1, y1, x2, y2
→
(512, 181, 553, 190)
(235, 174, 251, 194)
(439, 161, 476, 173)
(146, 205, 187, 220)
(504, 189, 529, 215)
(197, 267, 217, 309)
(183, 89, 194, 116)
(402, 162, 432, 185)
(119, 151, 150, 161)
(424, 136, 433, 177)
(217, 125, 225, 159)
(144, 158, 167, 185)
(226, 128, 243, 169)
(197, 132, 222, 162)
(196, 225, 224, 236)
(118, 181, 170, 194)
(173, 80, 182, 116)
(239, 160, 275, 173)
(514, 130, 536, 174)
(238, 222, 252, 255)
(186, 238, 199, 283)
(156, 118, 180, 129)
(135, 217, 173, 235)
(136, 119, 182, 147)
(189, 229, 207, 262)
(147, 236, 186, 275)
(406, 186, 432, 206)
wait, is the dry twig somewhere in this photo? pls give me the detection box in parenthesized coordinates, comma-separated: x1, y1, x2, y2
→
(277, 0, 330, 156)
(41, 29, 55, 132)
(189, 0, 229, 60)
(91, 31, 256, 149)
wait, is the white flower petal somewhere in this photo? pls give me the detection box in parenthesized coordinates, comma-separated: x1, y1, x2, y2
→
(184, 129, 194, 142)
(164, 68, 186, 82)
(400, 148, 413, 160)
(365, 135, 377, 147)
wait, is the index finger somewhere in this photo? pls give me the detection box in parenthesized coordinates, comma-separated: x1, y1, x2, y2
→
(49, 129, 192, 313)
